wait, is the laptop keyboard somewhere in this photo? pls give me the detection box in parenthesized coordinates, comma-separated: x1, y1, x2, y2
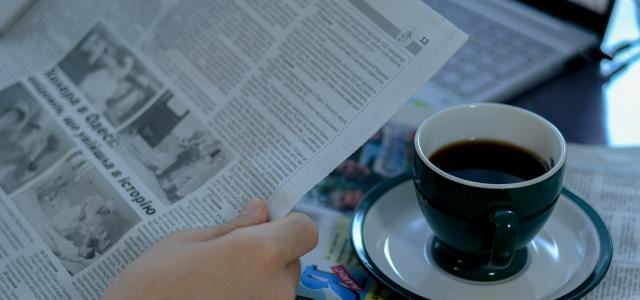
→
(425, 0, 557, 97)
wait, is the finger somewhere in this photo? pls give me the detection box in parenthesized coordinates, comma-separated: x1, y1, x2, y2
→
(175, 198, 269, 242)
(285, 259, 302, 288)
(253, 212, 319, 262)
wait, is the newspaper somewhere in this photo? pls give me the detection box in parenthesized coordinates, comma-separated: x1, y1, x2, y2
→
(294, 127, 640, 298)
(0, 0, 466, 299)
(293, 120, 415, 299)
(294, 203, 400, 300)
(564, 145, 640, 299)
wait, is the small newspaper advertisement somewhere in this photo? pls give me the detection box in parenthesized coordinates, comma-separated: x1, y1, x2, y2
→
(294, 120, 415, 300)
(294, 203, 397, 300)
(0, 0, 466, 299)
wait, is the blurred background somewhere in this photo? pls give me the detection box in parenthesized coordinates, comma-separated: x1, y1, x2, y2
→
(510, 0, 640, 147)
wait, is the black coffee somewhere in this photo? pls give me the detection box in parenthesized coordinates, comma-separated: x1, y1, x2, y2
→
(429, 139, 549, 184)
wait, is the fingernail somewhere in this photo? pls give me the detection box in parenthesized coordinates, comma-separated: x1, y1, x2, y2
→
(241, 198, 263, 215)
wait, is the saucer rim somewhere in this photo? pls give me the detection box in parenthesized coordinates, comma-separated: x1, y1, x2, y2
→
(351, 173, 613, 300)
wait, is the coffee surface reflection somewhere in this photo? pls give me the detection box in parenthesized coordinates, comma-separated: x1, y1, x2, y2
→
(429, 139, 549, 184)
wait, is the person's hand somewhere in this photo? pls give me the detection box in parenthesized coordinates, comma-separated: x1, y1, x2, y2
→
(102, 198, 318, 300)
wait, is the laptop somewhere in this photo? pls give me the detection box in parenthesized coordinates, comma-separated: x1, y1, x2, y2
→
(416, 0, 616, 108)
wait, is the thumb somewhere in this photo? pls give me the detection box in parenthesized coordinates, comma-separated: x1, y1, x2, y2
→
(179, 198, 269, 242)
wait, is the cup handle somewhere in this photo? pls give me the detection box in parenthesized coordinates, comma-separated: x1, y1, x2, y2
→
(489, 209, 518, 269)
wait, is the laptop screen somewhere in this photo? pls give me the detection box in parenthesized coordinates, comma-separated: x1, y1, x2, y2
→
(517, 0, 614, 39)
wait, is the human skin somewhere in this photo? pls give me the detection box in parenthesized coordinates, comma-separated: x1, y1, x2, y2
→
(102, 198, 318, 300)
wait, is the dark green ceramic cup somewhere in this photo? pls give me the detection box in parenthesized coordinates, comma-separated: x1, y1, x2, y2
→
(412, 104, 566, 281)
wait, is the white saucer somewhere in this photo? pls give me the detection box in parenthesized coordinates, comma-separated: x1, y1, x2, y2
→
(351, 174, 612, 300)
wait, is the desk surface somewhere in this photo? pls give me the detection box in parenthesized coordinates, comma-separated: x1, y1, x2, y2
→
(508, 0, 640, 147)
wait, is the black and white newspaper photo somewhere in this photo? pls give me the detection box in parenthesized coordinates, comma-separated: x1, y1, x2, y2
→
(12, 151, 141, 276)
(116, 91, 232, 205)
(0, 83, 76, 195)
(58, 23, 163, 128)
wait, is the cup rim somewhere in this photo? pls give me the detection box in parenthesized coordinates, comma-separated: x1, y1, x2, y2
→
(414, 103, 567, 190)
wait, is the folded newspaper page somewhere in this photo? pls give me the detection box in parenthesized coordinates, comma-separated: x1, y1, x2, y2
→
(294, 125, 640, 299)
(563, 145, 640, 299)
(0, 0, 466, 298)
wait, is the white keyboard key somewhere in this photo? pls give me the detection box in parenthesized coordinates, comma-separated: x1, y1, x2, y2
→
(493, 56, 528, 76)
(458, 73, 496, 95)
(436, 71, 463, 87)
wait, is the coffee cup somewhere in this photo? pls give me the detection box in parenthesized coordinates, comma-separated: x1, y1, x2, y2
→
(412, 103, 566, 281)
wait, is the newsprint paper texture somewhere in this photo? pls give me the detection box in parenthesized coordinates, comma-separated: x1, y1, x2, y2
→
(0, 0, 466, 299)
